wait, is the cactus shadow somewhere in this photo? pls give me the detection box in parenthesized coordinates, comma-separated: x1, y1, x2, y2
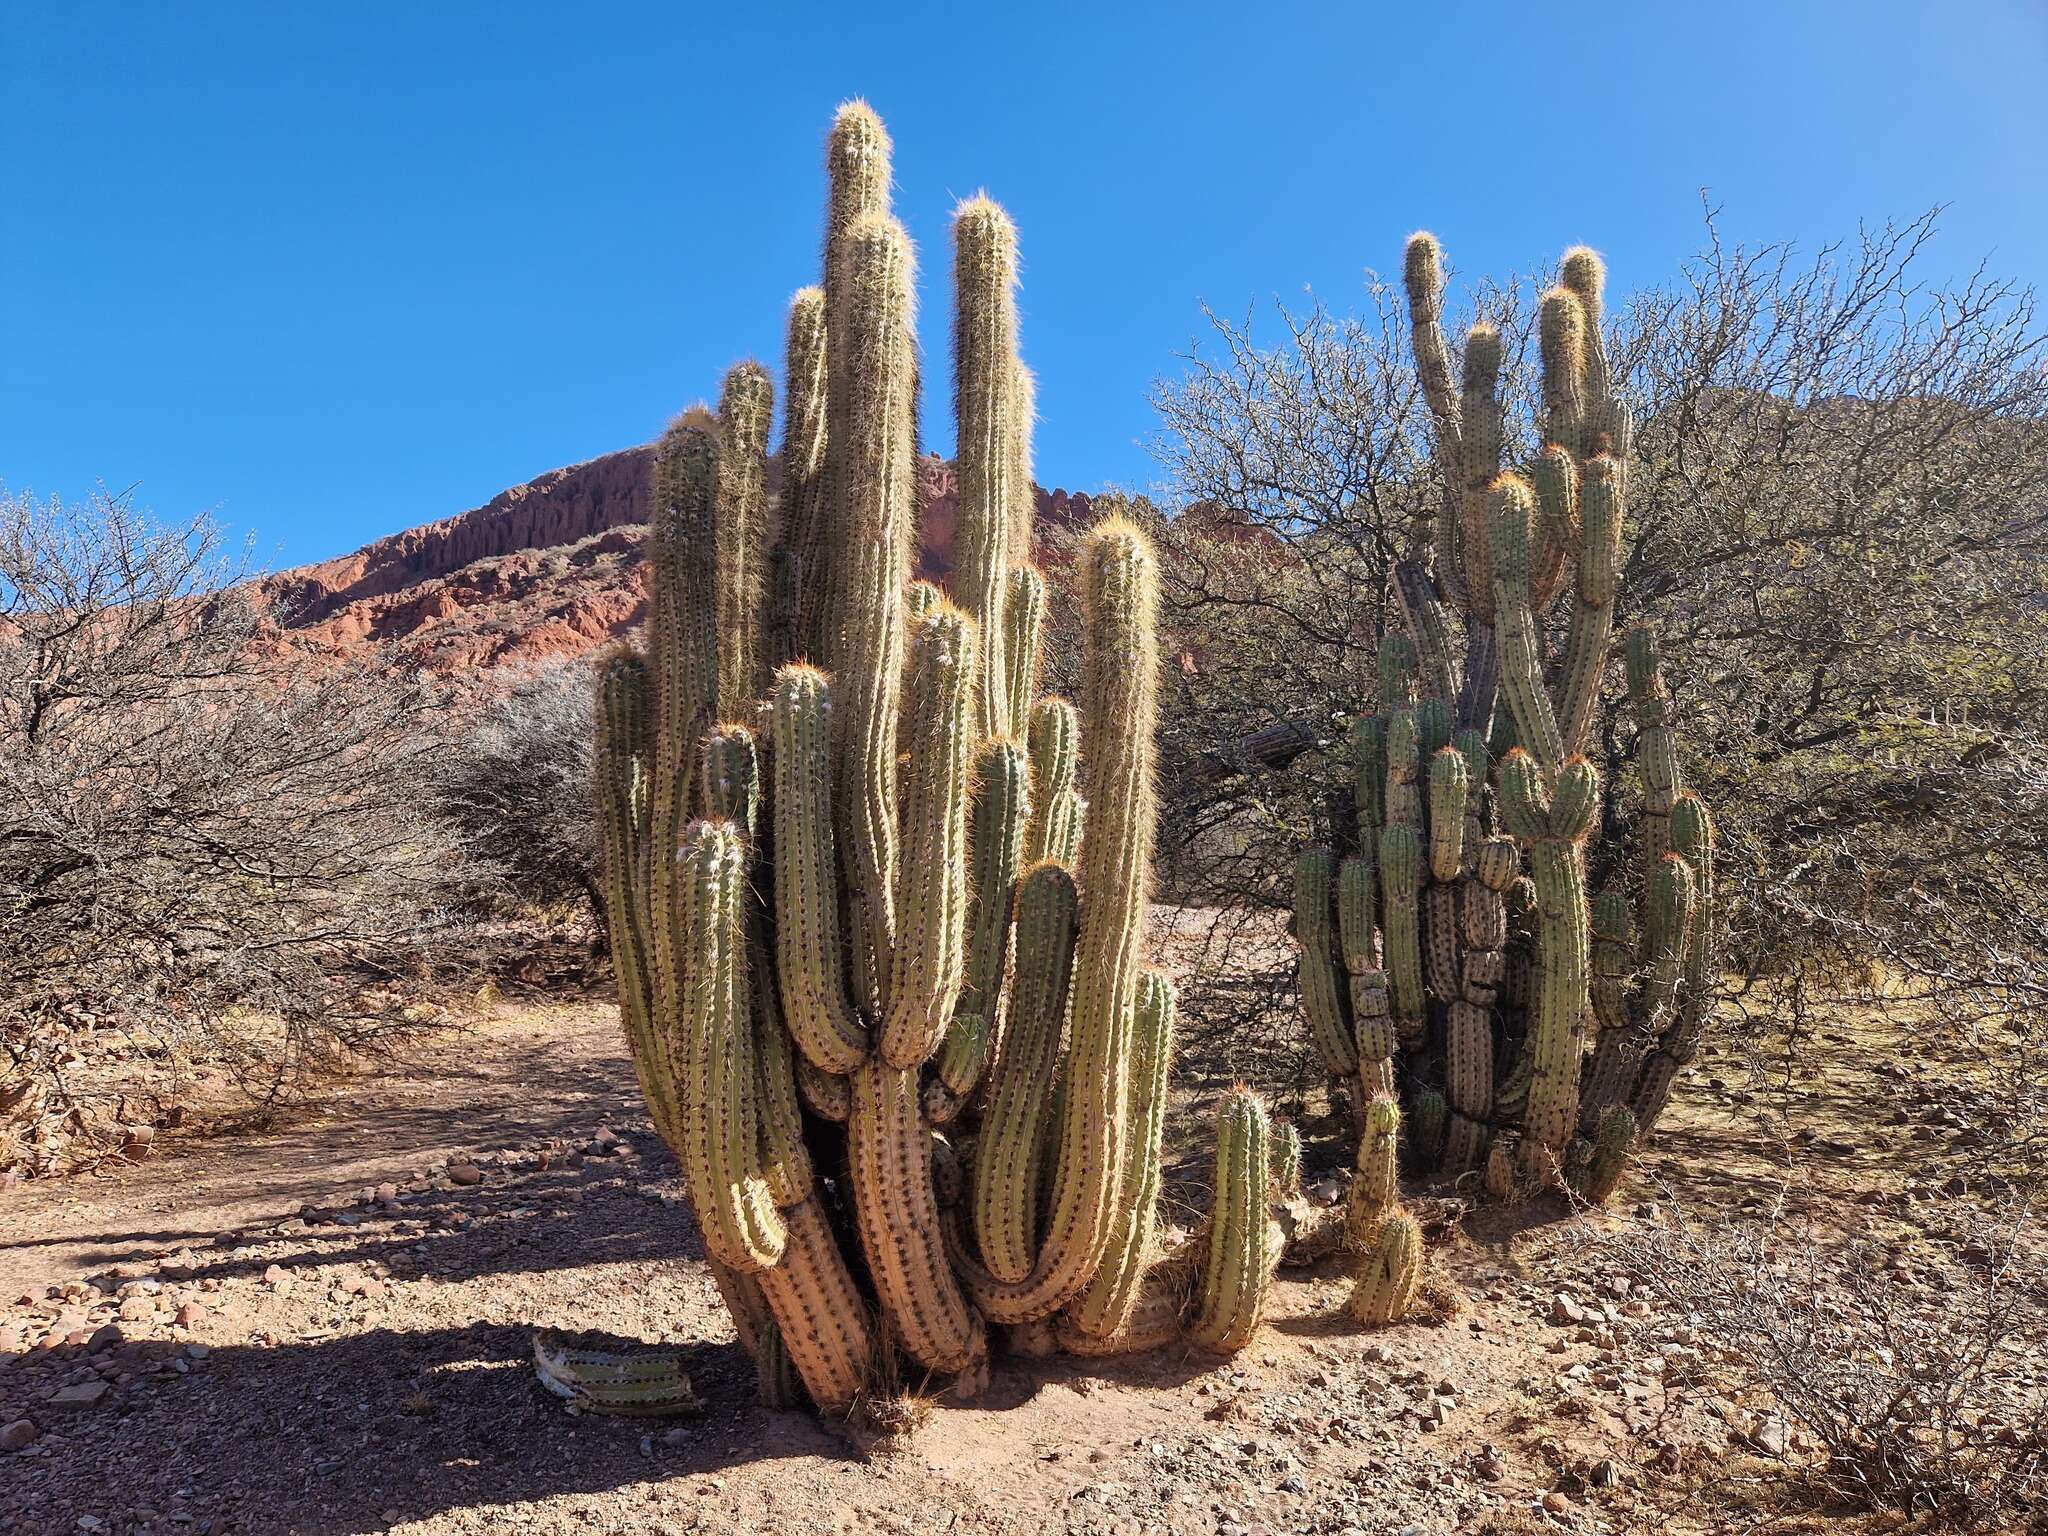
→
(8, 1321, 858, 1536)
(986, 1340, 1233, 1404)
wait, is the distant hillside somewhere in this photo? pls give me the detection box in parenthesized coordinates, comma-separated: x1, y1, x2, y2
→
(259, 449, 1100, 674)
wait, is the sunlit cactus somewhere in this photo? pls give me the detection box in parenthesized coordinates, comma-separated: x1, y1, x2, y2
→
(594, 104, 1278, 1421)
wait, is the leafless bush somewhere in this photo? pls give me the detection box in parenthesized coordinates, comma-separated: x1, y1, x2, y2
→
(1149, 208, 2048, 1073)
(430, 659, 603, 931)
(1598, 1196, 2048, 1525)
(1, 488, 472, 1165)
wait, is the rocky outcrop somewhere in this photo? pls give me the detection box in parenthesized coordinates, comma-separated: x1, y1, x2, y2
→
(261, 446, 1097, 674)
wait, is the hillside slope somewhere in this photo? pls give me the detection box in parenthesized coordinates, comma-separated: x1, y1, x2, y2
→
(260, 448, 1099, 674)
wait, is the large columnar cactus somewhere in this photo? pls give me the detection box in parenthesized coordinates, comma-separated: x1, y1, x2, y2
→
(594, 103, 1279, 1421)
(1292, 235, 1718, 1206)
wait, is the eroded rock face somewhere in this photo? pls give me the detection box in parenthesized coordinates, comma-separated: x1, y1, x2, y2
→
(260, 448, 1094, 674)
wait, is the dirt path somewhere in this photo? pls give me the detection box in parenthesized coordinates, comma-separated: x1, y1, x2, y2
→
(0, 1003, 634, 1301)
(0, 999, 1998, 1536)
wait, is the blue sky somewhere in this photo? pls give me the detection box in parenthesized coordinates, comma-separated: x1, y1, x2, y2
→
(7, 2, 2044, 570)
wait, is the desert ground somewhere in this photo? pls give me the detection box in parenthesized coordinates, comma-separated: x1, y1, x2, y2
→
(2, 951, 2014, 1536)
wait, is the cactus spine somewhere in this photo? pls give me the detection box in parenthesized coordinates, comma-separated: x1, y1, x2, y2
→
(1292, 234, 1719, 1209)
(596, 104, 1276, 1420)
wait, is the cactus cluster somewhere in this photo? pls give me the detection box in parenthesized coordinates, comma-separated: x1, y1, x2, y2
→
(1294, 235, 1718, 1207)
(596, 103, 1279, 1418)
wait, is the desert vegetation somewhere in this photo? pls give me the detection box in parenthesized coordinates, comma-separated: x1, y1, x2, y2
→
(0, 490, 471, 1171)
(2, 92, 2044, 1536)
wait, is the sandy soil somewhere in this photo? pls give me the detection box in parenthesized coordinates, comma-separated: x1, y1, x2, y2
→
(0, 997, 2028, 1536)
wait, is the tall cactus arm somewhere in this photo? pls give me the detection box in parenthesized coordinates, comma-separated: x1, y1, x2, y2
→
(1003, 566, 1047, 738)
(645, 415, 722, 1046)
(1496, 752, 1595, 1185)
(1036, 518, 1161, 1297)
(1457, 323, 1505, 623)
(848, 1058, 986, 1374)
(1559, 246, 1612, 442)
(1008, 360, 1039, 571)
(832, 213, 918, 984)
(775, 288, 831, 669)
(973, 861, 1078, 1283)
(752, 957, 817, 1210)
(698, 723, 761, 839)
(595, 651, 678, 1146)
(1537, 286, 1589, 477)
(714, 362, 774, 717)
(1428, 746, 1470, 881)
(1635, 792, 1718, 1135)
(1339, 858, 1396, 1101)
(1402, 233, 1468, 607)
(1187, 1087, 1278, 1353)
(1626, 626, 1682, 872)
(767, 666, 870, 1072)
(754, 1196, 874, 1415)
(1065, 969, 1176, 1341)
(1379, 824, 1425, 1040)
(952, 519, 1161, 1323)
(1581, 858, 1694, 1132)
(952, 196, 1027, 739)
(676, 819, 787, 1273)
(1345, 1095, 1402, 1249)
(1023, 695, 1080, 869)
(1295, 847, 1358, 1077)
(962, 734, 1030, 1029)
(1554, 455, 1624, 758)
(1350, 714, 1387, 846)
(882, 605, 976, 1068)
(1490, 474, 1568, 774)
(1391, 561, 1458, 705)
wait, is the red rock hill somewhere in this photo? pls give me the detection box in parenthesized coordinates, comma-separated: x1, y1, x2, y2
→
(261, 449, 1097, 674)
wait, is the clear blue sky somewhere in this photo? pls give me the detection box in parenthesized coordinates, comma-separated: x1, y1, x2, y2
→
(7, 2, 2044, 570)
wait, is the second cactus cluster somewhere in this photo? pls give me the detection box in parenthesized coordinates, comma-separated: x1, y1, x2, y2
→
(595, 104, 1282, 1420)
(1295, 235, 1719, 1220)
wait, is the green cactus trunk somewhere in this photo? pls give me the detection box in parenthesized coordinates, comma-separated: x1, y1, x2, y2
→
(1293, 234, 1718, 1209)
(595, 103, 1281, 1420)
(1187, 1089, 1278, 1353)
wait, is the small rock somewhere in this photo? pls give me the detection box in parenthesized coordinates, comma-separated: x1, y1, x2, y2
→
(1542, 1490, 1572, 1513)
(1751, 1414, 1789, 1457)
(48, 1380, 111, 1411)
(0, 1418, 37, 1451)
(375, 1182, 399, 1203)
(448, 1164, 483, 1187)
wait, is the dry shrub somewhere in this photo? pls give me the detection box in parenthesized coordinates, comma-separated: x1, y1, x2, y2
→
(1596, 1194, 2047, 1527)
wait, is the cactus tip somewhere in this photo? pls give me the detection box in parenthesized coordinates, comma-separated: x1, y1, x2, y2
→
(830, 97, 891, 147)
(1560, 245, 1606, 297)
(1084, 512, 1156, 563)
